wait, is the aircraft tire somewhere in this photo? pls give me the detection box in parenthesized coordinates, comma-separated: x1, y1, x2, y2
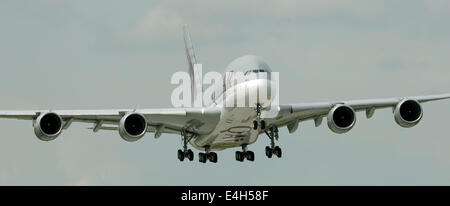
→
(265, 146, 273, 158)
(246, 151, 255, 161)
(178, 149, 185, 161)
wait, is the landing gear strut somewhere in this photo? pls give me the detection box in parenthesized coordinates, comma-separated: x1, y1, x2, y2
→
(177, 130, 194, 162)
(265, 127, 282, 158)
(199, 145, 218, 163)
(253, 103, 266, 130)
(235, 144, 255, 162)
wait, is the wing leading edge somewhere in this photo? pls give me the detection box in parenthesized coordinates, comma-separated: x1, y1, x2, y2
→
(262, 93, 450, 133)
(0, 108, 221, 138)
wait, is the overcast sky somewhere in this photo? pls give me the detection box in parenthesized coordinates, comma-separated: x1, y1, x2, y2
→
(0, 0, 450, 185)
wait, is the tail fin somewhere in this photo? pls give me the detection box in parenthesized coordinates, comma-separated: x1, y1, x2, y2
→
(183, 24, 202, 107)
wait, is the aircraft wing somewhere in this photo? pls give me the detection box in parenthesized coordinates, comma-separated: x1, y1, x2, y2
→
(0, 108, 221, 138)
(262, 93, 450, 133)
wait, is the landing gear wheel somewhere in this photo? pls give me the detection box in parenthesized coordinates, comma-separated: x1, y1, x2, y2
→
(235, 151, 244, 162)
(260, 120, 266, 130)
(273, 146, 282, 158)
(253, 120, 266, 130)
(186, 149, 194, 161)
(236, 145, 255, 162)
(246, 151, 255, 161)
(265, 146, 273, 158)
(209, 152, 218, 163)
(253, 121, 258, 130)
(178, 149, 185, 161)
(199, 153, 207, 163)
(197, 145, 217, 163)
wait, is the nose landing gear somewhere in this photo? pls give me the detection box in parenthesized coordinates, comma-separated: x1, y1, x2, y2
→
(253, 103, 266, 130)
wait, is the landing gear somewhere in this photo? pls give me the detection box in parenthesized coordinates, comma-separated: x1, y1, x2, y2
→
(253, 103, 266, 130)
(235, 144, 255, 162)
(264, 127, 282, 158)
(265, 146, 281, 158)
(178, 130, 195, 162)
(178, 149, 194, 161)
(253, 120, 266, 130)
(199, 145, 218, 163)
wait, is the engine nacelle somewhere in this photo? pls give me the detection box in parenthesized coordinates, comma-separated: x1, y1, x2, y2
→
(119, 113, 147, 142)
(394, 99, 423, 128)
(34, 112, 63, 141)
(327, 104, 356, 134)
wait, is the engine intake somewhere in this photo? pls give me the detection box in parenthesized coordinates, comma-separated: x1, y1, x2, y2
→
(394, 99, 423, 128)
(327, 104, 356, 134)
(34, 112, 63, 141)
(119, 113, 147, 142)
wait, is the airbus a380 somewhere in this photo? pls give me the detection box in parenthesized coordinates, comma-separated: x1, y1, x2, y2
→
(1, 25, 449, 163)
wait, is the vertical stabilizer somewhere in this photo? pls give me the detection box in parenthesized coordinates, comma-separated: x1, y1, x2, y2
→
(183, 24, 202, 107)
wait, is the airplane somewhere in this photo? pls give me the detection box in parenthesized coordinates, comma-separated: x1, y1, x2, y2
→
(1, 25, 449, 163)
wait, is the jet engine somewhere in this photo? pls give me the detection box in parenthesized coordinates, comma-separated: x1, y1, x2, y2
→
(327, 104, 356, 134)
(394, 99, 423, 128)
(119, 113, 147, 142)
(34, 112, 63, 141)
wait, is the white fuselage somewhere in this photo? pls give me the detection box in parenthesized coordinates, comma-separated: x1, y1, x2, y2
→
(189, 55, 277, 151)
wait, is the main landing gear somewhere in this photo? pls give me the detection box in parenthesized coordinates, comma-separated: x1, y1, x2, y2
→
(265, 127, 282, 158)
(253, 103, 282, 159)
(235, 144, 255, 162)
(177, 130, 194, 162)
(253, 103, 266, 130)
(199, 145, 218, 163)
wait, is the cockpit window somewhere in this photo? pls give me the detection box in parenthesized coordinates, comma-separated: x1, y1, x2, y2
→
(244, 68, 271, 81)
(244, 69, 267, 75)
